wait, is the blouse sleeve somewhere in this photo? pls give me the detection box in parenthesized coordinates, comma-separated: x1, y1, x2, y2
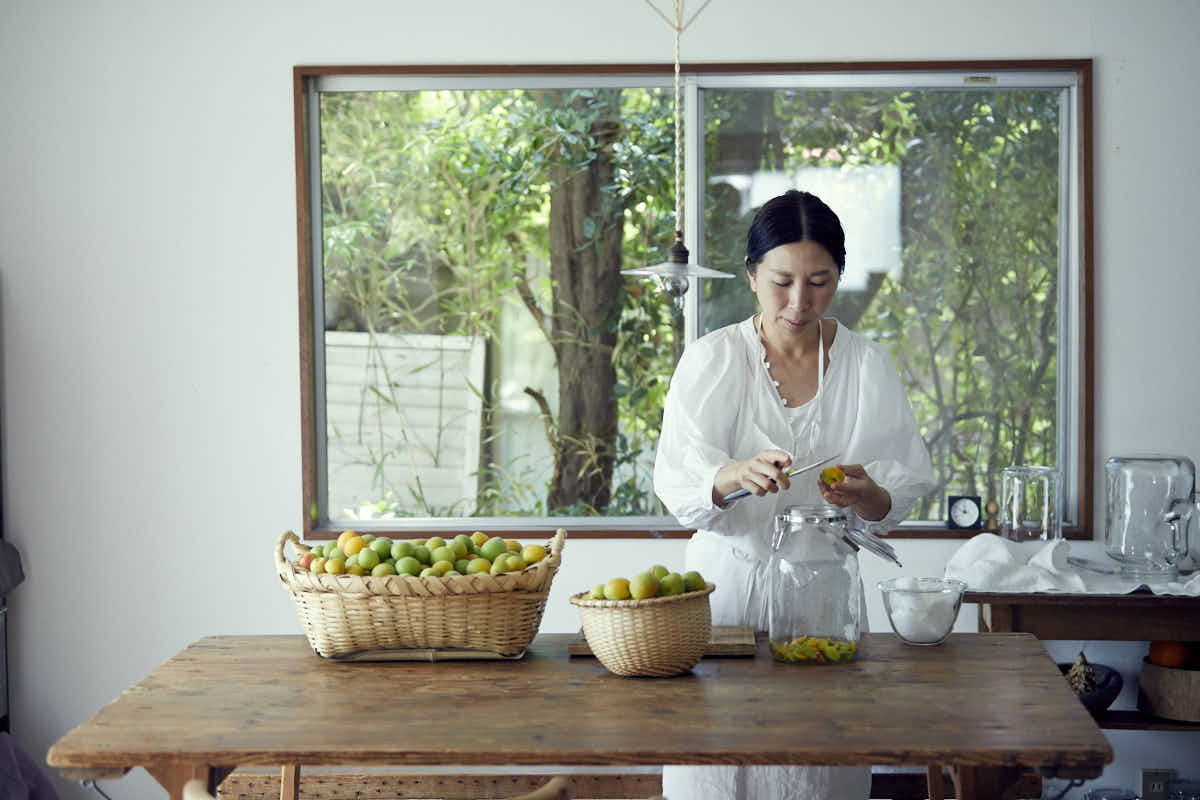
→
(848, 341, 937, 533)
(653, 333, 749, 530)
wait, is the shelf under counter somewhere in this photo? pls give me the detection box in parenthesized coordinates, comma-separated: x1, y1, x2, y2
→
(1092, 709, 1200, 732)
(966, 590, 1200, 732)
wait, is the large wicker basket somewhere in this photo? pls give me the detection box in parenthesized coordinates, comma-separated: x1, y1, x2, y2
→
(569, 583, 714, 677)
(276, 529, 565, 659)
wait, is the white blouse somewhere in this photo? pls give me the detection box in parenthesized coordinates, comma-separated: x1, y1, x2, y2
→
(654, 315, 936, 582)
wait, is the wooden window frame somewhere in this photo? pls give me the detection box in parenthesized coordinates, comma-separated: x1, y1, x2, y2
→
(294, 59, 1093, 541)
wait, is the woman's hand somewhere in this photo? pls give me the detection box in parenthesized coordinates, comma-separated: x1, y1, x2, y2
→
(712, 449, 793, 506)
(817, 463, 892, 522)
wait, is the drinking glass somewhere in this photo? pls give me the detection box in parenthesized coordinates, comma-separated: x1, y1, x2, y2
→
(1168, 778, 1200, 800)
(1000, 465, 1062, 542)
(1082, 788, 1139, 800)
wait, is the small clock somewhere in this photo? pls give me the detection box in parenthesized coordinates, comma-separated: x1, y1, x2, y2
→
(947, 495, 983, 530)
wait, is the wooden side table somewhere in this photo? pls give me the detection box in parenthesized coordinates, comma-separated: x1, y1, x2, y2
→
(966, 591, 1200, 731)
(966, 591, 1200, 641)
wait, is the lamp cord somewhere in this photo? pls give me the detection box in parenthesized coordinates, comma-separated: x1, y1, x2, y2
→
(81, 779, 115, 799)
(673, 1, 682, 234)
(643, 0, 712, 238)
(1046, 778, 1085, 800)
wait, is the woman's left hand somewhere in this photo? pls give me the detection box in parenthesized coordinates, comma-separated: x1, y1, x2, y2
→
(817, 463, 892, 522)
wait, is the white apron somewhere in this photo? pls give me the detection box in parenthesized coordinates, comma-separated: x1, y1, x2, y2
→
(655, 318, 936, 800)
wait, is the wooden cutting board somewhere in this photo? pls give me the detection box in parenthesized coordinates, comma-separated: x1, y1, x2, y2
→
(568, 625, 757, 657)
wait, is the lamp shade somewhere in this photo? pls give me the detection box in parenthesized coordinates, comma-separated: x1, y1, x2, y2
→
(621, 232, 733, 281)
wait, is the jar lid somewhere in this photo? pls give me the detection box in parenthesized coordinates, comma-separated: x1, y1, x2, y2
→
(779, 503, 846, 524)
(778, 503, 904, 567)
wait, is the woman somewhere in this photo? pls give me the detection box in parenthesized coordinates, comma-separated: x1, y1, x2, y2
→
(653, 189, 936, 800)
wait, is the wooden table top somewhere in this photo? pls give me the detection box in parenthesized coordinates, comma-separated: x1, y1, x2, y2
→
(48, 632, 1111, 774)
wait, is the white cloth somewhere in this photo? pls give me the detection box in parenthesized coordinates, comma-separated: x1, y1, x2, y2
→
(655, 317, 936, 800)
(945, 533, 1200, 595)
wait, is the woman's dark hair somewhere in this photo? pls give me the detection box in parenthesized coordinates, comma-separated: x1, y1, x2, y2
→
(744, 190, 846, 275)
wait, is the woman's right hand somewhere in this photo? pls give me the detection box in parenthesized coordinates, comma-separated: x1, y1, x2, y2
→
(712, 449, 793, 506)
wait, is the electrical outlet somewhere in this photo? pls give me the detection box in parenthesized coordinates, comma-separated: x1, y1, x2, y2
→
(1141, 768, 1176, 800)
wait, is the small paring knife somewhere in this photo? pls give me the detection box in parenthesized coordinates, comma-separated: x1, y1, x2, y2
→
(721, 454, 837, 505)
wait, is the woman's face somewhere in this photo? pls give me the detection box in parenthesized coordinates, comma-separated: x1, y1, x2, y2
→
(748, 240, 840, 342)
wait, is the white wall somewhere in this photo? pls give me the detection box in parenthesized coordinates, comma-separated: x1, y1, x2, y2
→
(1, 2, 1198, 798)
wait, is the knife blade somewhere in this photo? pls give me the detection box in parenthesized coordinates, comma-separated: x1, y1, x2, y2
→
(720, 454, 837, 505)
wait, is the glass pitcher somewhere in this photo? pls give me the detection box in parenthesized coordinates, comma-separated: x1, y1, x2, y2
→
(1104, 455, 1197, 578)
(768, 504, 862, 664)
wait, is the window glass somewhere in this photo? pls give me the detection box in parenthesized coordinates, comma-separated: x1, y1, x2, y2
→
(701, 87, 1064, 521)
(300, 66, 1086, 535)
(317, 86, 678, 523)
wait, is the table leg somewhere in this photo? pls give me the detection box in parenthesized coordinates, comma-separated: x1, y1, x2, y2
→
(926, 764, 946, 800)
(950, 765, 1041, 800)
(979, 602, 1015, 633)
(280, 764, 301, 800)
(146, 764, 216, 800)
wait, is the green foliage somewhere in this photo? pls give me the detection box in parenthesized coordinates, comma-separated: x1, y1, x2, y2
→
(321, 91, 536, 339)
(320, 88, 677, 518)
(847, 90, 1061, 518)
(701, 87, 1061, 520)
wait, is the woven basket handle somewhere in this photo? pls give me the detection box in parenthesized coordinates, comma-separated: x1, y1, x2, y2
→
(275, 530, 302, 578)
(547, 527, 566, 564)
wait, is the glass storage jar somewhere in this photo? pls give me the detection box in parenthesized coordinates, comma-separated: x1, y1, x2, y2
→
(1104, 454, 1196, 577)
(768, 504, 862, 664)
(999, 465, 1062, 542)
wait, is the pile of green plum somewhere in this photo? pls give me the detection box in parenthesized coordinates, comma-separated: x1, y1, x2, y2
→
(297, 530, 546, 578)
(585, 565, 706, 600)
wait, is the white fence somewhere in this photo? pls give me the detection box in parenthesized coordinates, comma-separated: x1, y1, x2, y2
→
(324, 331, 485, 517)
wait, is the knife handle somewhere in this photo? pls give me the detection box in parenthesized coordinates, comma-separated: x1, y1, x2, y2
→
(719, 460, 830, 504)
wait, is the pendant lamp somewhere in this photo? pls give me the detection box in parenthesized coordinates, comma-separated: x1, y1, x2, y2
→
(622, 0, 732, 310)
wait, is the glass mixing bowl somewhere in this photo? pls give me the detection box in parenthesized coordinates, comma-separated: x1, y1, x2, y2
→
(878, 577, 966, 646)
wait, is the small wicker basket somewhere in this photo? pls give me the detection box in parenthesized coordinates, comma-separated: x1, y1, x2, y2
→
(276, 529, 565, 659)
(569, 583, 715, 677)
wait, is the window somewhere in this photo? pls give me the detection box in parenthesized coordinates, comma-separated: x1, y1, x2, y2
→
(295, 61, 1092, 540)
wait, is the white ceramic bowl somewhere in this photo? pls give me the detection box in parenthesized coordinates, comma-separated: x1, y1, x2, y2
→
(878, 577, 966, 646)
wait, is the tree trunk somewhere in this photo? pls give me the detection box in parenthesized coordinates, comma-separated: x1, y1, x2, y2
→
(545, 92, 624, 513)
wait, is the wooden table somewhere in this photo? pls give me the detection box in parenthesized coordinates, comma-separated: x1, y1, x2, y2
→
(48, 633, 1111, 800)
